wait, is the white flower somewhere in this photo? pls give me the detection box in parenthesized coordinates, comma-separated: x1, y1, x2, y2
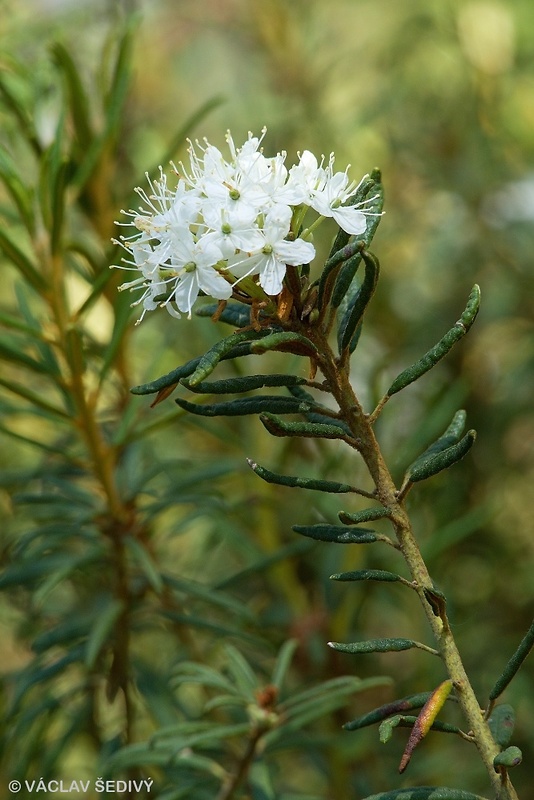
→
(159, 231, 232, 318)
(113, 127, 374, 321)
(202, 204, 263, 258)
(290, 151, 371, 235)
(229, 205, 315, 296)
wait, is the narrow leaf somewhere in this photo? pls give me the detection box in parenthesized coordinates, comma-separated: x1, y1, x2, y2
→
(328, 638, 425, 655)
(249, 461, 359, 494)
(407, 410, 467, 475)
(176, 395, 312, 417)
(344, 692, 434, 731)
(493, 746, 522, 769)
(223, 644, 258, 699)
(361, 790, 490, 800)
(379, 714, 465, 743)
(196, 301, 252, 327)
(338, 506, 390, 524)
(488, 704, 515, 747)
(131, 342, 257, 396)
(171, 662, 238, 695)
(85, 600, 124, 669)
(489, 619, 534, 701)
(0, 146, 33, 231)
(292, 524, 377, 544)
(51, 42, 93, 149)
(0, 376, 69, 419)
(125, 537, 163, 593)
(187, 329, 272, 386)
(250, 331, 318, 358)
(398, 680, 453, 773)
(259, 413, 352, 441)
(339, 247, 380, 352)
(271, 640, 298, 690)
(407, 431, 476, 483)
(330, 569, 409, 584)
(318, 239, 363, 311)
(387, 285, 481, 397)
(50, 159, 70, 255)
(0, 229, 47, 291)
(182, 374, 307, 394)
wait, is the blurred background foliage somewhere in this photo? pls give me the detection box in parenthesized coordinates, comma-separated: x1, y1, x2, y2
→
(0, 0, 533, 797)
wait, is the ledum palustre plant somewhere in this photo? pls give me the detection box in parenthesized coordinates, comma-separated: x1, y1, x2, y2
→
(119, 129, 532, 800)
(0, 29, 399, 799)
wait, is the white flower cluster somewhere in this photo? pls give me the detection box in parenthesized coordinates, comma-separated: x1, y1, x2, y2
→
(114, 128, 374, 322)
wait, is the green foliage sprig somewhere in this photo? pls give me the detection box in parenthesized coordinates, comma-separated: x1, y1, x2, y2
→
(130, 138, 529, 799)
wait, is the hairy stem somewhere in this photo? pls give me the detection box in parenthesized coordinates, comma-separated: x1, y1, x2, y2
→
(309, 328, 518, 800)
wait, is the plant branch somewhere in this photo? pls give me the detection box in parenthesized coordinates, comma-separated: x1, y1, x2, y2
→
(306, 325, 519, 800)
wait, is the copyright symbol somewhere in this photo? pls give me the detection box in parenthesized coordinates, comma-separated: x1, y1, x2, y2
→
(9, 781, 21, 793)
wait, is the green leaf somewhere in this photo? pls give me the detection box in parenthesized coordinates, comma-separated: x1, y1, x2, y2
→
(0, 554, 77, 590)
(124, 537, 163, 594)
(0, 146, 34, 231)
(288, 384, 353, 435)
(161, 574, 254, 620)
(292, 523, 377, 544)
(223, 644, 258, 699)
(406, 430, 476, 483)
(34, 551, 103, 607)
(338, 247, 380, 352)
(488, 704, 515, 747)
(51, 42, 93, 150)
(187, 329, 273, 386)
(182, 373, 308, 395)
(271, 639, 298, 691)
(71, 24, 135, 192)
(10, 647, 85, 713)
(131, 358, 202, 396)
(170, 662, 238, 695)
(217, 539, 312, 590)
(379, 714, 464, 744)
(387, 285, 481, 397)
(281, 675, 388, 714)
(328, 638, 429, 654)
(250, 461, 359, 494)
(489, 620, 534, 702)
(176, 395, 313, 417)
(259, 413, 352, 441)
(32, 616, 92, 654)
(361, 788, 490, 800)
(0, 229, 47, 291)
(0, 376, 69, 419)
(250, 331, 318, 358)
(344, 692, 434, 731)
(321, 170, 384, 311)
(50, 159, 70, 255)
(249, 760, 276, 800)
(196, 301, 252, 327)
(149, 95, 225, 178)
(317, 240, 360, 312)
(338, 506, 390, 524)
(102, 741, 182, 772)
(267, 679, 390, 752)
(98, 288, 134, 382)
(0, 71, 41, 155)
(406, 410, 467, 475)
(330, 569, 408, 584)
(85, 600, 124, 669)
(159, 609, 264, 646)
(493, 746, 522, 769)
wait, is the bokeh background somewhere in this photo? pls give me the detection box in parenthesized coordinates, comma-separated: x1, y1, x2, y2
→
(1, 0, 533, 797)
